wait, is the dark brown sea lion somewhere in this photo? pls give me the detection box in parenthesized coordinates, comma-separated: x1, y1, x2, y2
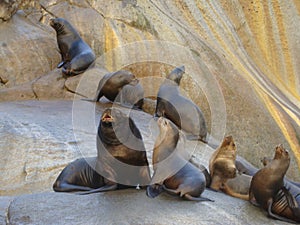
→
(83, 107, 151, 194)
(84, 70, 140, 105)
(50, 18, 95, 76)
(249, 144, 300, 223)
(53, 157, 129, 193)
(147, 117, 212, 201)
(155, 65, 207, 142)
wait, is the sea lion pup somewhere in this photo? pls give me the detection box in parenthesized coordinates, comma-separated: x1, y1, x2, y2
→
(208, 136, 250, 200)
(82, 108, 151, 194)
(84, 70, 140, 104)
(147, 117, 212, 201)
(53, 157, 129, 192)
(249, 144, 300, 223)
(50, 18, 95, 76)
(155, 65, 207, 142)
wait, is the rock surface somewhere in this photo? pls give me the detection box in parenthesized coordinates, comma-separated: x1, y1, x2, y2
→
(0, 0, 300, 224)
(5, 189, 291, 225)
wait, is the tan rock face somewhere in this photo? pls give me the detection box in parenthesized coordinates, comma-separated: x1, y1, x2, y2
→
(0, 0, 299, 187)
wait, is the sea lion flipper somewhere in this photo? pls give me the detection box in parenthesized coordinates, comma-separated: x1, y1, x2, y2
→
(146, 184, 164, 198)
(267, 198, 298, 224)
(57, 61, 66, 68)
(77, 183, 118, 195)
(184, 194, 214, 202)
(281, 187, 299, 208)
(53, 182, 94, 192)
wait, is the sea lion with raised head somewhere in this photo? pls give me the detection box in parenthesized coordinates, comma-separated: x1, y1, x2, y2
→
(82, 108, 151, 194)
(147, 117, 212, 201)
(155, 66, 207, 142)
(53, 157, 129, 193)
(249, 144, 300, 223)
(50, 18, 95, 76)
(209, 136, 250, 200)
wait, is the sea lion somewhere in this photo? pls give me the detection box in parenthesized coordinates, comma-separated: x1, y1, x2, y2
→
(209, 136, 249, 200)
(147, 117, 212, 201)
(53, 157, 129, 192)
(82, 107, 151, 194)
(50, 18, 95, 76)
(84, 70, 140, 105)
(155, 65, 207, 142)
(249, 144, 300, 223)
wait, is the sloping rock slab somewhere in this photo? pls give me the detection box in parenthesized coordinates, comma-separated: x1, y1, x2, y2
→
(7, 189, 288, 225)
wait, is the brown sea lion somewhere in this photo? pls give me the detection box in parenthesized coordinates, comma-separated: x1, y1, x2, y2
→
(209, 136, 250, 200)
(82, 107, 151, 194)
(53, 157, 129, 193)
(50, 18, 95, 76)
(249, 144, 300, 223)
(147, 117, 212, 201)
(155, 65, 207, 142)
(84, 70, 139, 104)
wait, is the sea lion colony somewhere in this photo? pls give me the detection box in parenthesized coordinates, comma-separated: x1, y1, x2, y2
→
(49, 18, 300, 223)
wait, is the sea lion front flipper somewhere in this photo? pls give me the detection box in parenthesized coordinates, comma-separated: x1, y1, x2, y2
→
(146, 184, 164, 198)
(76, 183, 118, 195)
(184, 194, 214, 202)
(53, 183, 94, 192)
(267, 198, 298, 224)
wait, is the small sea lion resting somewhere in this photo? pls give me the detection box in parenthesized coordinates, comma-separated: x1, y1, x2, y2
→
(249, 144, 300, 223)
(53, 157, 129, 193)
(147, 117, 212, 201)
(50, 18, 95, 76)
(155, 66, 207, 142)
(84, 70, 141, 107)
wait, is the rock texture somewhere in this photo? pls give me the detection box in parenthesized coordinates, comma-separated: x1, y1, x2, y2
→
(5, 190, 290, 225)
(0, 0, 299, 224)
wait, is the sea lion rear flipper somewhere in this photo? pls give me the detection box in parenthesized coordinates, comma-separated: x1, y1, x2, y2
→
(76, 183, 118, 195)
(281, 186, 299, 208)
(146, 184, 164, 198)
(267, 198, 298, 224)
(184, 194, 214, 202)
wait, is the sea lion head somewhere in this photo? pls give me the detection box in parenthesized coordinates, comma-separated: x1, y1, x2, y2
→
(50, 17, 79, 36)
(274, 144, 290, 161)
(112, 70, 139, 87)
(167, 65, 185, 85)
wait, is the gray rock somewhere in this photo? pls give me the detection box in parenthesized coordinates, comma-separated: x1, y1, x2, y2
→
(7, 190, 289, 225)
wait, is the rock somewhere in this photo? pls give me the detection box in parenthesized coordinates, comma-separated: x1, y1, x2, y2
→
(0, 82, 36, 101)
(0, 11, 60, 88)
(7, 190, 286, 225)
(0, 196, 13, 225)
(64, 67, 109, 99)
(32, 69, 72, 100)
(0, 101, 83, 195)
(0, 0, 20, 21)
